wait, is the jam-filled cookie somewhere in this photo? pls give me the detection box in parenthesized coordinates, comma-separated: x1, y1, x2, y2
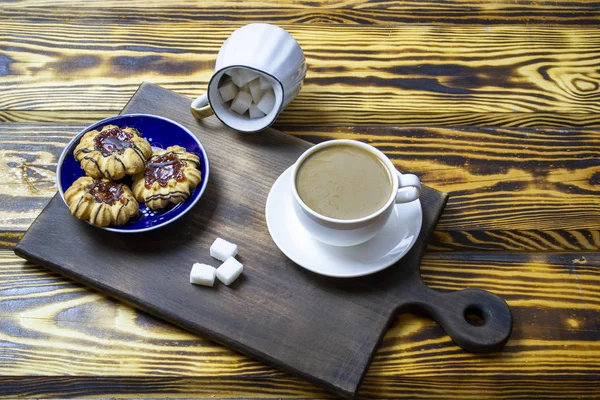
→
(132, 145, 202, 210)
(74, 125, 152, 180)
(64, 176, 139, 227)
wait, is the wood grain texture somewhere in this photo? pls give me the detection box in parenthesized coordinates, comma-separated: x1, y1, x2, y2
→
(3, 378, 600, 399)
(2, 1, 600, 397)
(0, 110, 115, 124)
(2, 14, 600, 127)
(3, 2, 600, 24)
(4, 111, 600, 128)
(4, 0, 600, 25)
(1, 123, 598, 252)
(1, 250, 597, 398)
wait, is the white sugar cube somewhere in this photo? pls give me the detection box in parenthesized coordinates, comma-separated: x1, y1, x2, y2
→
(218, 80, 238, 102)
(230, 68, 260, 87)
(249, 104, 266, 119)
(229, 68, 244, 86)
(248, 79, 265, 103)
(230, 91, 253, 115)
(210, 238, 238, 262)
(216, 257, 243, 286)
(259, 75, 271, 90)
(238, 83, 250, 93)
(190, 263, 216, 287)
(224, 69, 232, 76)
(256, 90, 276, 114)
(240, 69, 260, 85)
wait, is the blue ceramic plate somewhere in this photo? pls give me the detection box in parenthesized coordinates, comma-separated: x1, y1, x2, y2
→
(56, 114, 210, 233)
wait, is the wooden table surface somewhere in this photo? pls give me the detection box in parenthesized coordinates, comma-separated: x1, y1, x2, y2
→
(1, 1, 599, 398)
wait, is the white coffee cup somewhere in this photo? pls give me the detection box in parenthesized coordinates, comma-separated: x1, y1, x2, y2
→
(191, 23, 306, 132)
(291, 140, 422, 247)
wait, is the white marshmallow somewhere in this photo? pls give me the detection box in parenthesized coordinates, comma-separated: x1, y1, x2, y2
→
(249, 104, 266, 119)
(216, 257, 243, 286)
(256, 90, 276, 114)
(230, 91, 253, 115)
(218, 80, 238, 102)
(190, 263, 216, 287)
(248, 79, 265, 103)
(210, 238, 238, 262)
(230, 68, 260, 87)
(259, 75, 271, 90)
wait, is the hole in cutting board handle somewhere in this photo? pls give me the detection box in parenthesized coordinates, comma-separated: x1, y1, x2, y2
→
(464, 306, 488, 326)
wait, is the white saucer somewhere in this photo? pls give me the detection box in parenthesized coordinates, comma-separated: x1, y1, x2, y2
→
(265, 167, 423, 278)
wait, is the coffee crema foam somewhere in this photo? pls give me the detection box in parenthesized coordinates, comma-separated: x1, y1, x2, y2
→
(296, 145, 393, 220)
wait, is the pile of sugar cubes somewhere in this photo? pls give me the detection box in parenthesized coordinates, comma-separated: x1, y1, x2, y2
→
(190, 238, 243, 287)
(218, 68, 276, 119)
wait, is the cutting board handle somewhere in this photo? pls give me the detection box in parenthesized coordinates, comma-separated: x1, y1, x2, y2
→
(401, 285, 513, 353)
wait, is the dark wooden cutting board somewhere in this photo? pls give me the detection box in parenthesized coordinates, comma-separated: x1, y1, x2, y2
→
(15, 83, 512, 398)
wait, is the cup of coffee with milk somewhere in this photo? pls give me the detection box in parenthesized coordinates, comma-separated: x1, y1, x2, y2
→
(291, 140, 422, 247)
(191, 23, 306, 132)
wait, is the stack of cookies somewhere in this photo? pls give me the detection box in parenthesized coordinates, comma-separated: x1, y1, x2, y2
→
(65, 124, 202, 227)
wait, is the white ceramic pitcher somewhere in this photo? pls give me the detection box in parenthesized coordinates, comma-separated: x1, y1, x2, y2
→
(191, 23, 306, 132)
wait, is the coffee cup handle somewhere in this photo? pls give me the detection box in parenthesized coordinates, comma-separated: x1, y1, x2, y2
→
(395, 171, 421, 203)
(190, 93, 215, 119)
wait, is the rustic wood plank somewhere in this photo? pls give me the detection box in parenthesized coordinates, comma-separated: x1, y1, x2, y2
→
(1, 20, 599, 127)
(0, 111, 115, 124)
(0, 377, 332, 399)
(6, 0, 600, 7)
(3, 3, 600, 25)
(1, 251, 598, 398)
(1, 123, 598, 252)
(2, 377, 600, 399)
(429, 229, 600, 252)
(4, 111, 600, 128)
